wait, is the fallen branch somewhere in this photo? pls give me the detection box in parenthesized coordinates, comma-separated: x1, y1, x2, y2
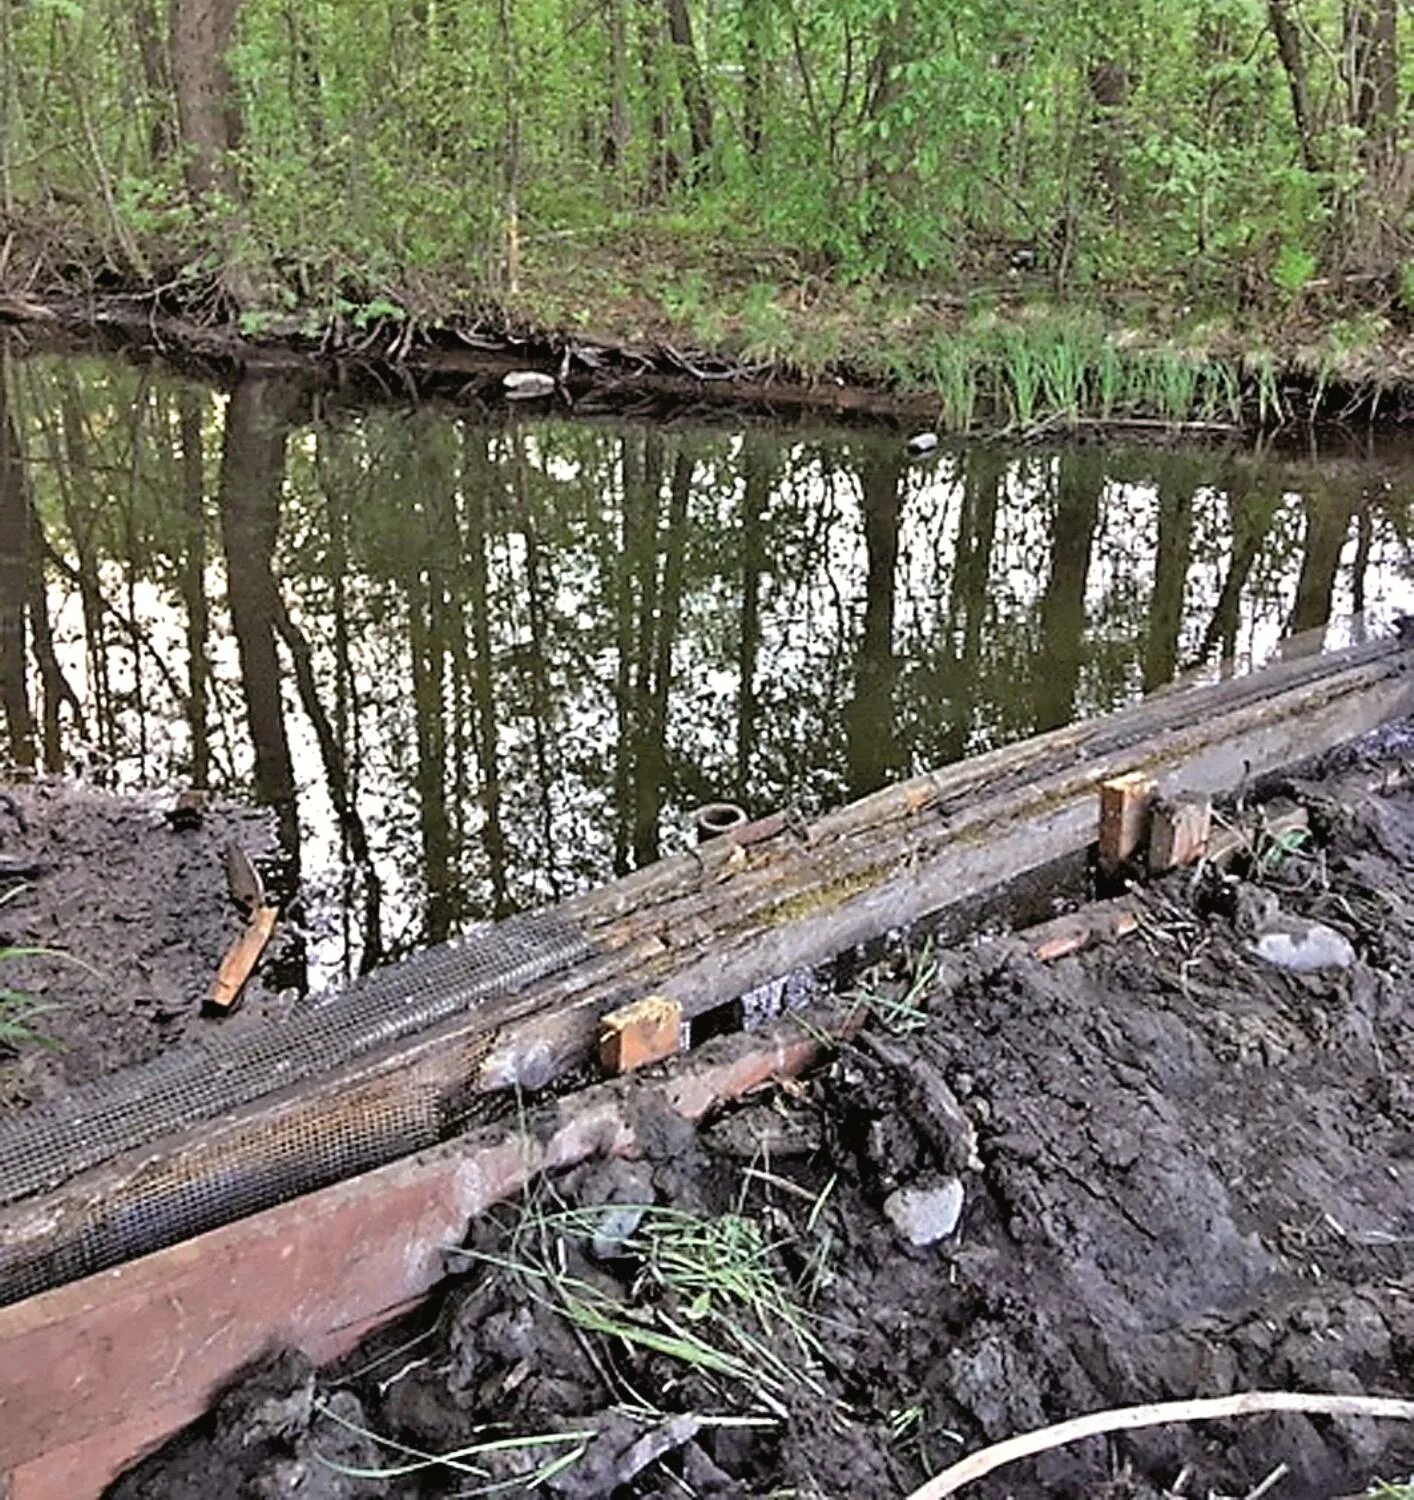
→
(904, 1390, 1414, 1499)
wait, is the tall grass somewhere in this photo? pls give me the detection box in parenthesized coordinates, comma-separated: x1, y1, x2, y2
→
(0, 989, 60, 1051)
(917, 320, 1251, 434)
(450, 1197, 829, 1415)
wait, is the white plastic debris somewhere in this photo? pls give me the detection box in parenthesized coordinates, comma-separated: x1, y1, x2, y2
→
(503, 370, 556, 398)
(1253, 919, 1356, 974)
(906, 430, 939, 456)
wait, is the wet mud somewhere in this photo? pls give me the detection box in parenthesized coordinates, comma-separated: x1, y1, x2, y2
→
(0, 779, 283, 1112)
(110, 739, 1414, 1499)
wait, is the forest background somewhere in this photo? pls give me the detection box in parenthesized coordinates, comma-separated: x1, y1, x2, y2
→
(2, 0, 1413, 413)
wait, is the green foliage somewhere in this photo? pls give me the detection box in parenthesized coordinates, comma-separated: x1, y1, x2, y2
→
(911, 316, 1246, 432)
(0, 889, 68, 1053)
(1273, 243, 1318, 298)
(0, 0, 1406, 358)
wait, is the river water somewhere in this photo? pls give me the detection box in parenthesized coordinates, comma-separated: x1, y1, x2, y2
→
(1, 347, 1410, 987)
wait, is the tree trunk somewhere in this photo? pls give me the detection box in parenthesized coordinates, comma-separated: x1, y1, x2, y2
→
(1347, 0, 1398, 141)
(169, 0, 244, 202)
(0, 356, 34, 768)
(218, 374, 300, 878)
(512, 431, 560, 895)
(1088, 59, 1129, 205)
(634, 448, 689, 867)
(741, 0, 766, 159)
(178, 390, 210, 787)
(1267, 0, 1322, 174)
(606, 0, 631, 172)
(1343, 0, 1406, 256)
(497, 0, 522, 292)
(639, 0, 678, 197)
(735, 436, 770, 797)
(408, 484, 453, 947)
(662, 0, 713, 177)
(27, 501, 81, 773)
(1032, 453, 1101, 733)
(1144, 478, 1195, 693)
(935, 448, 1002, 765)
(844, 450, 905, 802)
(1287, 489, 1356, 640)
(133, 0, 177, 162)
(463, 432, 510, 917)
(1197, 488, 1279, 667)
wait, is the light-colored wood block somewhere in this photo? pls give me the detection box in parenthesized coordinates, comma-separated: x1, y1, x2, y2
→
(208, 904, 277, 1013)
(597, 995, 683, 1074)
(1098, 772, 1156, 874)
(1148, 794, 1213, 874)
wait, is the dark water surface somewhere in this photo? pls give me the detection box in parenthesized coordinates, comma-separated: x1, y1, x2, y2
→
(1, 349, 1410, 987)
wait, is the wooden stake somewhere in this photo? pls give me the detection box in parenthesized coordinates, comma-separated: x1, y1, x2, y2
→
(208, 905, 277, 1014)
(1098, 772, 1156, 874)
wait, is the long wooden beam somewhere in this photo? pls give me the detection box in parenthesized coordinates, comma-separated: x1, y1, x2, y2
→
(483, 632, 1414, 1083)
(0, 636, 1408, 1317)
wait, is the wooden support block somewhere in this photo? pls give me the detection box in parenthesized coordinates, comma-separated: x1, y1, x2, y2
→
(1148, 794, 1213, 874)
(1098, 772, 1156, 874)
(598, 995, 682, 1075)
(208, 905, 277, 1014)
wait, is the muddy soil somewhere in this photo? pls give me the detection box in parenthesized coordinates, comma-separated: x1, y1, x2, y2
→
(109, 739, 1414, 1500)
(0, 779, 285, 1112)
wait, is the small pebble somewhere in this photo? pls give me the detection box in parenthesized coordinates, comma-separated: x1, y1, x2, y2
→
(589, 1204, 647, 1260)
(884, 1177, 965, 1246)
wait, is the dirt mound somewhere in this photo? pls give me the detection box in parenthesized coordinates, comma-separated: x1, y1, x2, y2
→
(108, 778, 1414, 1499)
(0, 780, 284, 1112)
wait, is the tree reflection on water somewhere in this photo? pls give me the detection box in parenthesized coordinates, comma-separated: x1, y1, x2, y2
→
(0, 345, 1409, 986)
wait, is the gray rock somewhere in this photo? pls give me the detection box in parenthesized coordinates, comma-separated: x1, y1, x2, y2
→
(503, 370, 556, 398)
(574, 1158, 656, 1259)
(883, 1176, 965, 1246)
(589, 1203, 647, 1259)
(1253, 920, 1356, 973)
(906, 430, 939, 456)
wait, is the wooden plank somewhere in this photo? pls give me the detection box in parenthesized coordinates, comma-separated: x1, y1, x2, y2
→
(598, 995, 683, 1073)
(476, 639, 1412, 1091)
(1025, 900, 1140, 962)
(0, 1024, 838, 1500)
(1, 637, 1409, 1323)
